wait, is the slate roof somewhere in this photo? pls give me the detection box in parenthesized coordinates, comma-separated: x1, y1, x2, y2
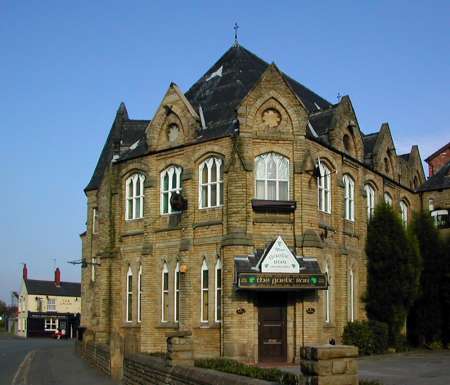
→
(85, 103, 149, 191)
(25, 279, 81, 297)
(362, 132, 379, 155)
(86, 45, 332, 191)
(309, 109, 336, 138)
(418, 160, 450, 192)
(185, 45, 331, 136)
(399, 153, 410, 162)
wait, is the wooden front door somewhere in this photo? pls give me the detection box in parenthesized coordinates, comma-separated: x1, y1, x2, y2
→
(258, 293, 287, 362)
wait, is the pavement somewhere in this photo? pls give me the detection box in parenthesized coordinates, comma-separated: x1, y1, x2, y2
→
(0, 333, 117, 385)
(281, 349, 450, 385)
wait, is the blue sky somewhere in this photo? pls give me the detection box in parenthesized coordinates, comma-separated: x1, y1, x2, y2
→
(0, 0, 449, 303)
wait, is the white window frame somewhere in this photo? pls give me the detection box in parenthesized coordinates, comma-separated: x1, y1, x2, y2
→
(160, 166, 182, 214)
(215, 259, 222, 323)
(384, 192, 393, 206)
(91, 257, 96, 282)
(126, 266, 133, 322)
(138, 265, 142, 323)
(47, 298, 56, 312)
(125, 173, 145, 220)
(343, 174, 355, 221)
(365, 185, 376, 220)
(400, 200, 408, 227)
(161, 263, 169, 322)
(318, 162, 331, 213)
(428, 198, 434, 212)
(199, 157, 224, 209)
(255, 153, 289, 201)
(349, 269, 355, 322)
(200, 259, 209, 323)
(174, 263, 180, 323)
(324, 262, 330, 323)
(44, 317, 58, 331)
(92, 207, 98, 234)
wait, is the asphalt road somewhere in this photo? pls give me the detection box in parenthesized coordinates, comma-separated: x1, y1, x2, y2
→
(0, 334, 117, 385)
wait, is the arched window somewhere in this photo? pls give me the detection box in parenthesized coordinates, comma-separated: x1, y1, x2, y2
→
(324, 262, 331, 323)
(343, 175, 355, 221)
(160, 166, 182, 214)
(161, 263, 169, 322)
(317, 162, 331, 213)
(174, 263, 180, 323)
(201, 259, 209, 323)
(365, 184, 376, 220)
(255, 153, 289, 200)
(125, 173, 145, 220)
(215, 259, 222, 323)
(400, 200, 408, 227)
(199, 157, 223, 208)
(138, 265, 142, 323)
(126, 266, 133, 322)
(428, 198, 434, 212)
(349, 268, 355, 322)
(384, 192, 393, 206)
(91, 257, 96, 282)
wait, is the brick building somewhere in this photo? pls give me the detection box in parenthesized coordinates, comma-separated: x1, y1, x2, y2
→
(419, 143, 450, 234)
(80, 44, 426, 365)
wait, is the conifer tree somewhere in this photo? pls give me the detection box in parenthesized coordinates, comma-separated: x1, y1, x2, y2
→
(408, 211, 443, 345)
(365, 203, 421, 346)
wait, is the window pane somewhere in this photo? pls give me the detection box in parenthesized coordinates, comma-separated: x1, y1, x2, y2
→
(163, 192, 168, 213)
(176, 271, 180, 290)
(217, 268, 222, 288)
(163, 293, 168, 320)
(267, 181, 276, 200)
(136, 179, 141, 196)
(202, 185, 208, 208)
(211, 184, 217, 206)
(256, 181, 265, 199)
(164, 272, 169, 291)
(128, 275, 132, 291)
(219, 182, 223, 205)
(171, 171, 177, 190)
(135, 198, 141, 218)
(203, 291, 209, 321)
(127, 199, 133, 219)
(279, 158, 288, 180)
(176, 292, 179, 321)
(216, 289, 222, 321)
(163, 174, 169, 191)
(128, 294, 132, 321)
(267, 157, 276, 179)
(203, 270, 209, 289)
(256, 157, 265, 179)
(211, 163, 217, 182)
(219, 162, 223, 181)
(202, 163, 208, 184)
(279, 181, 288, 200)
(127, 180, 133, 198)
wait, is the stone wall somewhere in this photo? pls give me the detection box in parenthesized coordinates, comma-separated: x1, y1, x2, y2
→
(123, 353, 275, 385)
(76, 340, 111, 376)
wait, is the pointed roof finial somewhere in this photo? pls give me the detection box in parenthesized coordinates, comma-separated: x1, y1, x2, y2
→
(234, 22, 239, 46)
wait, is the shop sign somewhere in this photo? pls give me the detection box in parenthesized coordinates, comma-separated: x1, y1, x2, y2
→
(257, 236, 300, 273)
(238, 273, 328, 290)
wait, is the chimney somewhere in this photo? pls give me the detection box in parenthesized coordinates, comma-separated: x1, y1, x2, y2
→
(54, 267, 61, 287)
(23, 264, 28, 280)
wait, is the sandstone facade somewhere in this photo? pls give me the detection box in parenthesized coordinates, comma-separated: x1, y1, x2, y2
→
(80, 45, 427, 365)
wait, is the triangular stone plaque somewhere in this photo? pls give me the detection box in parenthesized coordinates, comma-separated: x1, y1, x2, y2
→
(258, 236, 300, 273)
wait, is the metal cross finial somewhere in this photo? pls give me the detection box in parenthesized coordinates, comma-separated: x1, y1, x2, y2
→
(234, 22, 239, 46)
(337, 92, 342, 101)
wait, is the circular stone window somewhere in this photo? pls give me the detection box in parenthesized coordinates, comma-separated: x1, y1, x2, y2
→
(262, 108, 281, 128)
(168, 124, 180, 143)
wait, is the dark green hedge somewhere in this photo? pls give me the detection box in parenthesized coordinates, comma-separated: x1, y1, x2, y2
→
(195, 358, 299, 385)
(342, 320, 388, 355)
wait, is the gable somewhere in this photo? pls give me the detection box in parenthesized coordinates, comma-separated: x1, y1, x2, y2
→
(257, 236, 300, 273)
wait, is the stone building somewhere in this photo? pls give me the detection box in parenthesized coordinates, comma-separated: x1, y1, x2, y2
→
(80, 44, 426, 365)
(419, 143, 450, 235)
(18, 265, 81, 338)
